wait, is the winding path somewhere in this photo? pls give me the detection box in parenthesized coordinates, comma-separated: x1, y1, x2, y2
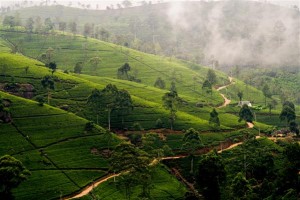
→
(64, 77, 257, 200)
(216, 77, 235, 108)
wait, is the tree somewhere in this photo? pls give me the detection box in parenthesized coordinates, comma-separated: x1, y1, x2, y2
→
(25, 17, 34, 36)
(279, 101, 296, 126)
(116, 89, 133, 127)
(207, 69, 217, 86)
(58, 21, 67, 34)
(44, 17, 54, 32)
(117, 63, 131, 80)
(237, 91, 243, 102)
(83, 23, 92, 38)
(197, 152, 226, 200)
(35, 16, 43, 33)
(267, 99, 277, 116)
(41, 75, 54, 105)
(68, 21, 77, 37)
(238, 104, 254, 123)
(154, 77, 165, 89)
(87, 89, 102, 124)
(289, 121, 299, 135)
(3, 16, 15, 28)
(0, 155, 30, 199)
(89, 57, 101, 70)
(162, 84, 179, 130)
(110, 143, 150, 199)
(202, 80, 212, 95)
(45, 47, 54, 64)
(74, 62, 83, 74)
(230, 172, 252, 200)
(262, 84, 272, 106)
(209, 108, 220, 130)
(182, 128, 202, 173)
(122, 0, 132, 8)
(87, 84, 129, 130)
(48, 62, 57, 75)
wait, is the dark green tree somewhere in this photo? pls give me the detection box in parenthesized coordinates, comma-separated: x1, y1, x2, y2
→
(110, 143, 150, 199)
(74, 62, 83, 74)
(230, 172, 252, 200)
(237, 91, 243, 102)
(154, 77, 165, 89)
(48, 62, 57, 75)
(238, 104, 254, 123)
(207, 69, 217, 85)
(279, 101, 296, 126)
(262, 84, 272, 106)
(182, 128, 202, 173)
(162, 84, 178, 130)
(41, 75, 54, 105)
(0, 155, 30, 199)
(209, 108, 220, 130)
(202, 80, 212, 95)
(116, 89, 133, 127)
(117, 63, 131, 80)
(197, 152, 226, 200)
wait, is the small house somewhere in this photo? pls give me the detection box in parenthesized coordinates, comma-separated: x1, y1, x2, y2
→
(238, 101, 252, 107)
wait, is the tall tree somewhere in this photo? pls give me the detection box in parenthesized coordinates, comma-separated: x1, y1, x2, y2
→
(68, 21, 77, 37)
(117, 63, 131, 80)
(237, 91, 243, 102)
(122, 0, 132, 8)
(116, 89, 133, 127)
(262, 84, 272, 106)
(0, 155, 30, 199)
(209, 108, 220, 130)
(41, 75, 54, 105)
(182, 128, 202, 173)
(279, 101, 296, 126)
(58, 21, 67, 34)
(74, 62, 83, 74)
(48, 62, 57, 75)
(207, 69, 217, 86)
(162, 83, 179, 130)
(238, 104, 254, 123)
(202, 80, 212, 96)
(89, 57, 102, 70)
(25, 17, 34, 36)
(197, 152, 226, 200)
(110, 143, 150, 199)
(44, 17, 54, 32)
(83, 23, 92, 38)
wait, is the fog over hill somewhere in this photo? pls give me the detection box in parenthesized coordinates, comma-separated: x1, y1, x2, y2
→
(1, 1, 299, 69)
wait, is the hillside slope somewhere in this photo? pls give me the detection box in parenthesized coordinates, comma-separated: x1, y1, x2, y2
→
(0, 91, 121, 200)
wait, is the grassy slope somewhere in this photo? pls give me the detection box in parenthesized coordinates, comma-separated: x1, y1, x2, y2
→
(0, 30, 226, 105)
(0, 42, 249, 131)
(78, 165, 187, 200)
(0, 91, 120, 200)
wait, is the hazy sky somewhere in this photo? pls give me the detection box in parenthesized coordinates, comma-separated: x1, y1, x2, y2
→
(1, 0, 299, 9)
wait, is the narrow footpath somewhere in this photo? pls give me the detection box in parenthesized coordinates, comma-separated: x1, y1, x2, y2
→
(217, 77, 235, 108)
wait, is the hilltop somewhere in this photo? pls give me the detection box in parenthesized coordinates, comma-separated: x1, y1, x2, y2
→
(3, 1, 299, 68)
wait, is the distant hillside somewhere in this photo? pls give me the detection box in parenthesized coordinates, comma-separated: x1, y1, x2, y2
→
(3, 1, 299, 69)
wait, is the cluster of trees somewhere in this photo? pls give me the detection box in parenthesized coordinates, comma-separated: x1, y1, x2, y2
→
(0, 155, 30, 199)
(109, 142, 152, 199)
(280, 101, 299, 135)
(202, 69, 217, 96)
(117, 63, 141, 83)
(192, 138, 300, 200)
(87, 84, 133, 130)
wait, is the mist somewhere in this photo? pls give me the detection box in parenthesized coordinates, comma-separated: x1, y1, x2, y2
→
(166, 1, 300, 68)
